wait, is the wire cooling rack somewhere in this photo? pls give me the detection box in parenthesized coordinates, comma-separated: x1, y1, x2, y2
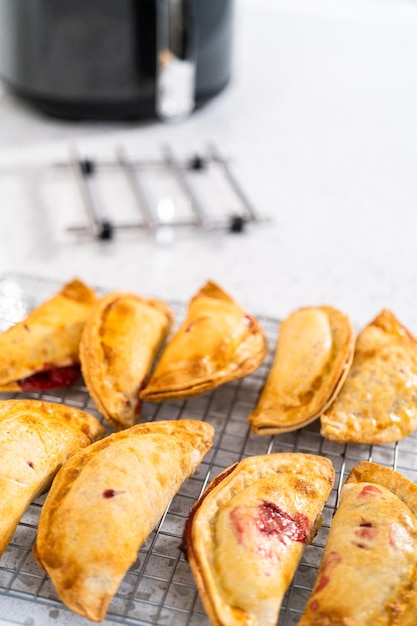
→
(0, 272, 417, 626)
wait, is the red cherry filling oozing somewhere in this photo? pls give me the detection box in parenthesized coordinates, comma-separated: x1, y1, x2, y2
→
(256, 500, 310, 544)
(230, 500, 310, 549)
(357, 485, 383, 499)
(17, 365, 80, 390)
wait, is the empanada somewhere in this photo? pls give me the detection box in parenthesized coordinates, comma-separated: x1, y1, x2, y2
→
(34, 419, 214, 622)
(298, 461, 417, 625)
(249, 306, 354, 435)
(0, 279, 98, 391)
(80, 291, 174, 430)
(182, 453, 335, 626)
(321, 309, 417, 444)
(0, 399, 105, 558)
(140, 281, 268, 401)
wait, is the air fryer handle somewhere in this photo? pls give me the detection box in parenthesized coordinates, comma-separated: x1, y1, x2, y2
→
(156, 0, 196, 121)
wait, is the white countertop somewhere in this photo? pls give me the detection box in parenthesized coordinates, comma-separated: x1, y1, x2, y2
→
(2, 0, 417, 332)
(1, 0, 417, 623)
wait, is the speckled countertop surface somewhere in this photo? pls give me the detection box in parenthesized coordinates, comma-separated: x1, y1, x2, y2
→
(1, 0, 417, 623)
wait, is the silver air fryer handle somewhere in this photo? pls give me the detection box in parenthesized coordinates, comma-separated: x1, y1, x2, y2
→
(156, 0, 196, 121)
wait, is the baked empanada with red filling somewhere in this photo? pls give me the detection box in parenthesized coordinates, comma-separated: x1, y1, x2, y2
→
(321, 309, 417, 444)
(298, 461, 417, 625)
(182, 453, 335, 626)
(0, 399, 105, 558)
(80, 291, 174, 430)
(140, 281, 268, 401)
(0, 279, 98, 391)
(34, 419, 214, 623)
(249, 306, 354, 435)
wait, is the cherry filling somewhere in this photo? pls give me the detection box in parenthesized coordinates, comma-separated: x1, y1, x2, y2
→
(354, 519, 377, 548)
(17, 365, 80, 390)
(314, 550, 341, 593)
(357, 485, 383, 499)
(243, 314, 254, 328)
(256, 501, 310, 544)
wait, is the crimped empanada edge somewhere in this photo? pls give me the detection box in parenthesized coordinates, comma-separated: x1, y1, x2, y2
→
(249, 305, 355, 435)
(80, 291, 174, 429)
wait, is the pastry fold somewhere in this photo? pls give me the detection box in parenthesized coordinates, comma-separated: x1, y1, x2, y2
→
(34, 419, 214, 623)
(80, 291, 174, 430)
(0, 279, 98, 391)
(182, 453, 335, 626)
(298, 461, 417, 625)
(0, 399, 105, 558)
(321, 309, 417, 444)
(140, 281, 268, 402)
(249, 306, 354, 435)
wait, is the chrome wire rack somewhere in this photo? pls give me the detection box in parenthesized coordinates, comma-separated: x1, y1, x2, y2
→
(64, 144, 263, 240)
(0, 273, 416, 626)
(0, 144, 267, 246)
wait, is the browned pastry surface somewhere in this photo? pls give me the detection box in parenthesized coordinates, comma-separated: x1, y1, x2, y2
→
(0, 399, 105, 558)
(0, 278, 98, 391)
(34, 419, 214, 623)
(321, 309, 417, 443)
(80, 291, 174, 429)
(298, 461, 417, 625)
(249, 306, 354, 435)
(183, 453, 335, 626)
(140, 280, 268, 401)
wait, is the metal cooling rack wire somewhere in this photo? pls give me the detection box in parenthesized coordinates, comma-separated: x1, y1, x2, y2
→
(0, 272, 412, 626)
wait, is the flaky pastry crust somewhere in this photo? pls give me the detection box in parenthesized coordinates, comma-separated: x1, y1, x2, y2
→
(0, 278, 98, 391)
(183, 453, 335, 626)
(249, 306, 354, 435)
(298, 461, 417, 626)
(0, 399, 105, 558)
(80, 291, 174, 429)
(321, 309, 417, 444)
(140, 281, 268, 401)
(34, 419, 214, 623)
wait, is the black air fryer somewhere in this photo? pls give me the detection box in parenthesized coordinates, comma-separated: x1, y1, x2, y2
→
(0, 0, 234, 121)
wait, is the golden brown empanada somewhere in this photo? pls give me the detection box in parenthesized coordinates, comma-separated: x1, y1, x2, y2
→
(321, 309, 417, 444)
(0, 278, 98, 391)
(34, 419, 214, 622)
(249, 306, 354, 435)
(80, 291, 174, 430)
(140, 280, 268, 401)
(0, 398, 105, 558)
(182, 453, 335, 626)
(298, 461, 417, 625)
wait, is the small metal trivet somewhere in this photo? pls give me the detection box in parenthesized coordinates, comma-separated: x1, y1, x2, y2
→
(64, 144, 264, 240)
